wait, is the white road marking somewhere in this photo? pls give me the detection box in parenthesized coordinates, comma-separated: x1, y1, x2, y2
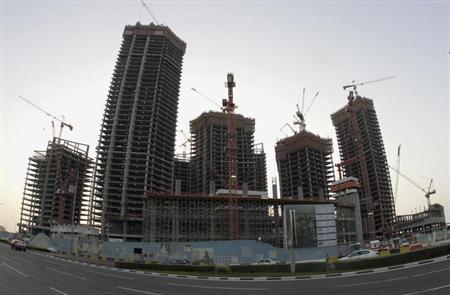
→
(117, 286, 162, 295)
(410, 266, 450, 278)
(338, 265, 450, 288)
(1, 261, 29, 277)
(167, 282, 267, 291)
(400, 284, 450, 295)
(49, 287, 68, 295)
(46, 267, 86, 280)
(84, 269, 134, 280)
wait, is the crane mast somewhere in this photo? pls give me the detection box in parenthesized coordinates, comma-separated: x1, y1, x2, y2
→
(223, 73, 238, 192)
(223, 73, 239, 240)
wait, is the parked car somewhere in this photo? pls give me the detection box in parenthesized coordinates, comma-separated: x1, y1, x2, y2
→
(174, 259, 191, 265)
(252, 259, 280, 265)
(10, 239, 26, 252)
(339, 249, 378, 260)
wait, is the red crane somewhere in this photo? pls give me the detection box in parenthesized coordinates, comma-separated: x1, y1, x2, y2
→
(223, 73, 239, 240)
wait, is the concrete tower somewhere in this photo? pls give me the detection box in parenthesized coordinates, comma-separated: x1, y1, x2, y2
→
(331, 94, 395, 241)
(92, 23, 186, 241)
(189, 111, 268, 194)
(275, 130, 334, 200)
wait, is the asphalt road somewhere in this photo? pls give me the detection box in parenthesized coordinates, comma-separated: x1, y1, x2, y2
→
(1, 243, 450, 295)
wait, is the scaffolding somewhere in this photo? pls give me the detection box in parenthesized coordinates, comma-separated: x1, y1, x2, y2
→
(19, 138, 92, 234)
(275, 130, 335, 200)
(331, 96, 396, 241)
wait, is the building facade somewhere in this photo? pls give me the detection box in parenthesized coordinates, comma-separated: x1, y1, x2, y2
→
(19, 138, 92, 234)
(331, 94, 395, 240)
(275, 130, 334, 200)
(92, 23, 186, 241)
(189, 111, 268, 194)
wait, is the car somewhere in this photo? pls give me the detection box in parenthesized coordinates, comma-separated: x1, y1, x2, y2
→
(174, 259, 191, 265)
(252, 259, 280, 265)
(339, 249, 378, 260)
(10, 239, 26, 252)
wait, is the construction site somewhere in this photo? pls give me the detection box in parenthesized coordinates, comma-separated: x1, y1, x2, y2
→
(15, 22, 446, 249)
(18, 138, 92, 235)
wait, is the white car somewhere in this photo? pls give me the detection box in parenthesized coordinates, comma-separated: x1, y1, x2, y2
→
(339, 249, 378, 260)
(252, 259, 280, 265)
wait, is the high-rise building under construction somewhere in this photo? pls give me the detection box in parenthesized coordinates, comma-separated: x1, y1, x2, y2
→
(275, 130, 334, 200)
(331, 93, 395, 240)
(189, 111, 268, 194)
(91, 23, 186, 241)
(19, 138, 92, 234)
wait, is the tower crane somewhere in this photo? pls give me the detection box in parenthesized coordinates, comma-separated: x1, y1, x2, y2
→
(191, 88, 222, 110)
(140, 0, 159, 25)
(18, 95, 73, 141)
(224, 73, 239, 240)
(178, 129, 191, 159)
(293, 88, 319, 132)
(343, 76, 396, 95)
(389, 166, 436, 208)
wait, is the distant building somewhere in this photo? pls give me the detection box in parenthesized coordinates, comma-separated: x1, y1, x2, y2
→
(331, 94, 395, 241)
(275, 130, 334, 200)
(19, 138, 92, 235)
(189, 111, 267, 194)
(396, 204, 446, 237)
(91, 23, 186, 241)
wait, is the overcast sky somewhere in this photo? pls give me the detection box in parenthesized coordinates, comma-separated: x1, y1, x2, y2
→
(1, 0, 449, 232)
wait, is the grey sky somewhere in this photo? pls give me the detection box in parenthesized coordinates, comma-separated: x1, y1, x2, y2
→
(1, 0, 449, 231)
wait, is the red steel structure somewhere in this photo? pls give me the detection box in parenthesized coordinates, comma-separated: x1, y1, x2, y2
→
(223, 73, 239, 239)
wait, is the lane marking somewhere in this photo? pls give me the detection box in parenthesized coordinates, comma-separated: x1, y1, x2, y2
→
(49, 287, 68, 295)
(1, 261, 29, 277)
(410, 266, 450, 278)
(167, 282, 267, 291)
(400, 284, 450, 295)
(337, 265, 450, 288)
(84, 269, 134, 280)
(117, 286, 162, 295)
(46, 267, 86, 280)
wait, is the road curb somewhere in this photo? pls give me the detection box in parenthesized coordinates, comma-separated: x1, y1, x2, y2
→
(29, 250, 450, 282)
